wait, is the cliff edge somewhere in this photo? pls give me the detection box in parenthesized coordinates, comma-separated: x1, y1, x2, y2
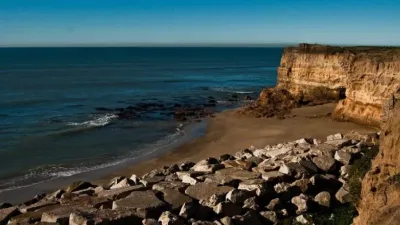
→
(270, 44, 400, 126)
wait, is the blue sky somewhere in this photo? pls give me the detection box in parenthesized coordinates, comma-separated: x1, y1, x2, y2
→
(0, 0, 399, 46)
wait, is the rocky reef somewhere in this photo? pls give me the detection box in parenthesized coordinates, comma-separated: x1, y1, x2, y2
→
(0, 132, 379, 225)
(244, 44, 400, 126)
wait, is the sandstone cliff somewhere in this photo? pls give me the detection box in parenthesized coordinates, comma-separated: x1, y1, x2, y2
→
(276, 44, 400, 126)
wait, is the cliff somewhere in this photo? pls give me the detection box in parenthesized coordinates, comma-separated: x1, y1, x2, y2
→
(355, 103, 400, 225)
(276, 44, 400, 126)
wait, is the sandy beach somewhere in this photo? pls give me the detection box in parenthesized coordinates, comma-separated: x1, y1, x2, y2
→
(96, 103, 377, 184)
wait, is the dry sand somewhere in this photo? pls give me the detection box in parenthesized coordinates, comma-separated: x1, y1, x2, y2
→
(96, 103, 377, 184)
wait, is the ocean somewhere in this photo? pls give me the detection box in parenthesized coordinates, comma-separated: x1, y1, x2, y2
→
(0, 47, 282, 193)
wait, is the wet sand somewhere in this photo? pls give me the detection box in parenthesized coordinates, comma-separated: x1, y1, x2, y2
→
(95, 103, 377, 184)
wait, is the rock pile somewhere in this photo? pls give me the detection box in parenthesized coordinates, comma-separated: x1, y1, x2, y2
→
(0, 132, 378, 225)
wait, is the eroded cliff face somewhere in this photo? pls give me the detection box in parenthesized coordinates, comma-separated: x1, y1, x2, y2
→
(277, 44, 400, 126)
(355, 103, 400, 225)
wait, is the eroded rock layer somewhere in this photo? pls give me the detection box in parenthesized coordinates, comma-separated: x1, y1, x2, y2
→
(277, 44, 400, 126)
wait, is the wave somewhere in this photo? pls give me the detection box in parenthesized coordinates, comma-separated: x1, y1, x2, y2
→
(210, 87, 255, 94)
(0, 127, 185, 193)
(67, 114, 118, 128)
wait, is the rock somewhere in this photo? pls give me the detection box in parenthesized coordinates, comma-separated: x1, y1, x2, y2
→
(176, 171, 206, 180)
(259, 211, 278, 224)
(130, 174, 140, 184)
(73, 187, 95, 196)
(225, 189, 254, 204)
(252, 149, 269, 158)
(312, 155, 336, 172)
(204, 174, 240, 186)
(279, 209, 289, 217)
(0, 207, 19, 225)
(222, 160, 253, 171)
(112, 191, 167, 218)
(0, 203, 11, 209)
(220, 217, 234, 225)
(158, 211, 184, 225)
(298, 158, 319, 173)
(41, 206, 95, 225)
(97, 185, 146, 200)
(181, 175, 199, 185)
(296, 215, 312, 224)
(238, 179, 269, 196)
(291, 194, 310, 214)
(165, 174, 180, 182)
(291, 179, 311, 193)
(274, 182, 291, 194)
(143, 218, 160, 225)
(159, 188, 193, 211)
(185, 183, 233, 201)
(315, 191, 331, 208)
(200, 194, 225, 208)
(140, 176, 165, 188)
(261, 171, 287, 182)
(69, 209, 142, 225)
(266, 198, 281, 210)
(327, 133, 343, 141)
(310, 174, 342, 194)
(20, 200, 59, 213)
(7, 210, 44, 224)
(340, 165, 352, 179)
(94, 186, 105, 194)
(279, 162, 309, 178)
(242, 197, 259, 211)
(215, 168, 260, 181)
(335, 185, 352, 203)
(235, 149, 253, 159)
(46, 189, 65, 200)
(232, 211, 262, 225)
(213, 201, 242, 217)
(219, 154, 235, 162)
(60, 195, 113, 209)
(192, 159, 224, 173)
(264, 146, 293, 158)
(153, 181, 188, 193)
(178, 162, 196, 171)
(110, 178, 135, 189)
(309, 143, 337, 157)
(325, 139, 352, 148)
(65, 181, 93, 193)
(179, 202, 196, 219)
(334, 149, 352, 165)
(108, 176, 126, 188)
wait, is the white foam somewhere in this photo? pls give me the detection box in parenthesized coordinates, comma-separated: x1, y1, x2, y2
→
(67, 114, 118, 127)
(210, 87, 254, 94)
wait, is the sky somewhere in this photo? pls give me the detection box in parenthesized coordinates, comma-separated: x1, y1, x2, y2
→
(0, 0, 399, 47)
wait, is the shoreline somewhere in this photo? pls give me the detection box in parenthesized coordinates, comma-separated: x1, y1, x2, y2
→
(0, 103, 377, 204)
(95, 103, 377, 184)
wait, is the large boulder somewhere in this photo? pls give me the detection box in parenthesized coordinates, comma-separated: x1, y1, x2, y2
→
(215, 168, 260, 181)
(192, 158, 224, 173)
(225, 189, 254, 204)
(65, 181, 93, 193)
(0, 207, 19, 225)
(312, 155, 336, 172)
(41, 206, 95, 225)
(97, 185, 146, 200)
(112, 191, 167, 218)
(159, 188, 193, 211)
(69, 209, 142, 225)
(152, 181, 188, 193)
(185, 183, 233, 201)
(213, 201, 242, 217)
(20, 200, 59, 213)
(238, 179, 270, 196)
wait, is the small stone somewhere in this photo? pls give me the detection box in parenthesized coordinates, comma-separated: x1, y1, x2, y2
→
(219, 154, 235, 162)
(280, 209, 289, 217)
(259, 211, 278, 224)
(291, 179, 311, 193)
(232, 211, 262, 225)
(213, 201, 242, 217)
(110, 178, 134, 189)
(130, 174, 140, 184)
(235, 149, 253, 159)
(242, 197, 259, 211)
(222, 160, 253, 171)
(238, 179, 268, 196)
(291, 194, 310, 214)
(46, 189, 65, 200)
(335, 185, 352, 203)
(296, 215, 312, 224)
(274, 182, 291, 194)
(225, 189, 254, 204)
(334, 150, 352, 165)
(220, 217, 234, 225)
(179, 161, 196, 171)
(181, 174, 199, 185)
(179, 202, 196, 219)
(340, 165, 352, 179)
(266, 198, 281, 210)
(327, 133, 343, 141)
(192, 159, 224, 173)
(158, 211, 184, 225)
(312, 155, 336, 172)
(315, 191, 331, 208)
